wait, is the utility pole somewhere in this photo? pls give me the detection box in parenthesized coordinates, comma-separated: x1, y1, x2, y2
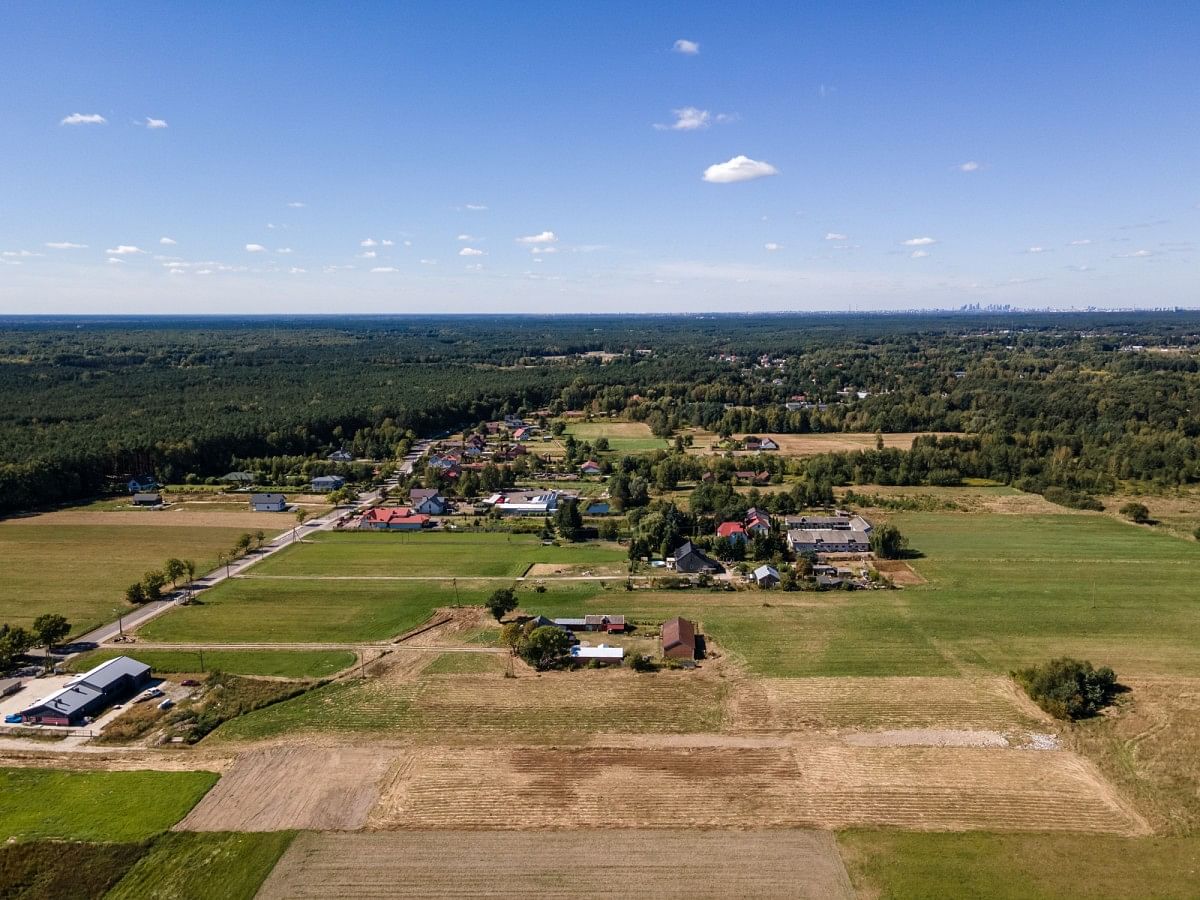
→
(198, 649, 205, 672)
(113, 608, 124, 638)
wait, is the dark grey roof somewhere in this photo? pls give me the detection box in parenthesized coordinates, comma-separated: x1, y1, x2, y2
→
(132, 492, 161, 503)
(251, 493, 286, 504)
(20, 656, 150, 719)
(410, 488, 441, 500)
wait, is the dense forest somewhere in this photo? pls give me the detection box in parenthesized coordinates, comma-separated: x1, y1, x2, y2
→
(2, 312, 1199, 513)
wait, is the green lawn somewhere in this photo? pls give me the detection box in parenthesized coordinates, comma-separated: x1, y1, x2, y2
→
(250, 531, 627, 578)
(0, 522, 253, 636)
(106, 831, 295, 900)
(838, 831, 1200, 899)
(68, 648, 356, 678)
(564, 421, 668, 453)
(0, 768, 218, 843)
(893, 512, 1200, 675)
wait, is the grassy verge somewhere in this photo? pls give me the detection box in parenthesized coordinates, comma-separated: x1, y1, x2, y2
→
(0, 769, 218, 842)
(423, 652, 507, 674)
(0, 840, 150, 900)
(68, 648, 356, 679)
(106, 831, 295, 900)
(838, 830, 1200, 899)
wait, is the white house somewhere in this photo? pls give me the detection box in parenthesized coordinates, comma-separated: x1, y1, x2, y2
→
(250, 493, 287, 512)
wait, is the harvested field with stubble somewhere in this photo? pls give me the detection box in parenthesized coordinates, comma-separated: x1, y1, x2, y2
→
(175, 747, 393, 831)
(727, 676, 1046, 733)
(258, 829, 855, 899)
(370, 743, 1146, 834)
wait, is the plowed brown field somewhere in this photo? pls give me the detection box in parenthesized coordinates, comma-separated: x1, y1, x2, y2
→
(175, 747, 395, 831)
(370, 744, 1145, 834)
(258, 829, 855, 899)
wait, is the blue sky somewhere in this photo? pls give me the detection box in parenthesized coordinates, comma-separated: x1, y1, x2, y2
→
(1, 2, 1197, 313)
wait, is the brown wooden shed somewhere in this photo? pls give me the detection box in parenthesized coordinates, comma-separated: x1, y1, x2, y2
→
(661, 616, 696, 660)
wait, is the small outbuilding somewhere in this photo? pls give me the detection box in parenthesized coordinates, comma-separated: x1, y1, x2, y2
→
(311, 475, 346, 492)
(250, 493, 287, 512)
(661, 616, 697, 660)
(753, 564, 781, 587)
(131, 492, 162, 507)
(579, 460, 603, 476)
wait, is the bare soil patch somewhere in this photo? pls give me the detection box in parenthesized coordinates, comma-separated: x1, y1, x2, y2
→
(873, 559, 926, 585)
(524, 562, 628, 578)
(175, 746, 394, 831)
(370, 743, 1144, 833)
(259, 829, 855, 899)
(842, 729, 1061, 750)
(685, 431, 955, 456)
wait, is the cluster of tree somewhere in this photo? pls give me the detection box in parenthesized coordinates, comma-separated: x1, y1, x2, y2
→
(124, 557, 197, 604)
(0, 615, 71, 674)
(499, 618, 574, 670)
(6, 312, 1200, 514)
(1013, 657, 1119, 720)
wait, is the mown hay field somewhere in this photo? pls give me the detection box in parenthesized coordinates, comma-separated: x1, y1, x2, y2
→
(0, 522, 257, 634)
(68, 648, 356, 679)
(107, 831, 295, 900)
(564, 420, 669, 453)
(259, 829, 855, 900)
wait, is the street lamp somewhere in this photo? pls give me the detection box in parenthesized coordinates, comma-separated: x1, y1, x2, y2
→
(113, 608, 124, 639)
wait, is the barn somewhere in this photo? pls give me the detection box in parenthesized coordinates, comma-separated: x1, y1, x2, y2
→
(661, 617, 697, 660)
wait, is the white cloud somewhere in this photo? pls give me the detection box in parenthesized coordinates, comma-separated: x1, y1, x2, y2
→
(531, 246, 559, 254)
(277, 247, 293, 254)
(672, 39, 700, 55)
(159, 236, 177, 246)
(144, 117, 168, 129)
(381, 239, 394, 246)
(106, 245, 144, 255)
(764, 242, 782, 251)
(107, 257, 125, 264)
(2, 250, 41, 257)
(289, 267, 307, 274)
(358, 250, 377, 259)
(419, 258, 436, 265)
(403, 240, 412, 247)
(824, 232, 848, 241)
(902, 236, 937, 246)
(60, 112, 107, 126)
(1069, 239, 1092, 246)
(45, 241, 87, 249)
(245, 243, 266, 252)
(370, 266, 399, 273)
(702, 155, 778, 184)
(1116, 249, 1153, 258)
(456, 234, 475, 241)
(459, 247, 485, 256)
(465, 263, 483, 271)
(361, 238, 378, 247)
(465, 203, 488, 211)
(516, 230, 558, 245)
(958, 161, 981, 172)
(1026, 246, 1046, 253)
(287, 201, 306, 208)
(654, 107, 731, 131)
(910, 250, 930, 259)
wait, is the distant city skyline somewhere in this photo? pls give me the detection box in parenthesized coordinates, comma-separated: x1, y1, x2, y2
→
(1, 2, 1197, 313)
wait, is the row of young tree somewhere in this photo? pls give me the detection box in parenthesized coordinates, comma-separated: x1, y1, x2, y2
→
(0, 615, 71, 674)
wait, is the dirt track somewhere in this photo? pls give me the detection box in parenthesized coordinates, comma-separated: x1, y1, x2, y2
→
(258, 829, 855, 899)
(175, 747, 394, 831)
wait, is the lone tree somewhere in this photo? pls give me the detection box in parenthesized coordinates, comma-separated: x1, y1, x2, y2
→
(293, 508, 310, 542)
(1119, 502, 1151, 524)
(485, 587, 519, 621)
(32, 614, 70, 673)
(499, 621, 525, 655)
(554, 499, 584, 542)
(0, 625, 32, 673)
(125, 582, 147, 605)
(142, 570, 167, 601)
(164, 558, 185, 588)
(1013, 657, 1119, 720)
(520, 625, 573, 671)
(869, 523, 908, 560)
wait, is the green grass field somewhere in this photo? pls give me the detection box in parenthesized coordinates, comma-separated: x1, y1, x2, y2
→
(0, 840, 150, 899)
(838, 831, 1200, 899)
(0, 522, 255, 635)
(564, 421, 668, 453)
(251, 531, 627, 578)
(0, 768, 218, 842)
(106, 831, 295, 900)
(68, 648, 356, 678)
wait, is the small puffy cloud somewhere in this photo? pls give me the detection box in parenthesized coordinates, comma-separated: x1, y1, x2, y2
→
(1116, 249, 1153, 258)
(2, 250, 41, 257)
(107, 257, 125, 264)
(531, 246, 558, 254)
(464, 203, 487, 211)
(456, 234, 475, 241)
(958, 161, 981, 172)
(361, 238, 378, 247)
(370, 266, 399, 273)
(764, 242, 782, 251)
(459, 247, 485, 256)
(702, 155, 778, 184)
(902, 236, 937, 246)
(672, 39, 700, 55)
(419, 258, 436, 265)
(159, 236, 177, 245)
(381, 239, 394, 246)
(824, 232, 848, 241)
(61, 112, 107, 125)
(144, 117, 168, 129)
(655, 107, 731, 131)
(1026, 246, 1046, 253)
(358, 250, 377, 259)
(287, 201, 306, 208)
(910, 250, 930, 259)
(245, 243, 266, 252)
(1069, 238, 1092, 246)
(517, 230, 558, 245)
(45, 241, 87, 249)
(289, 267, 307, 274)
(277, 247, 293, 254)
(106, 245, 144, 255)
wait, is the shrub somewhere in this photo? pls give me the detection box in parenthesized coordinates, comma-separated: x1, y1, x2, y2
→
(1013, 657, 1119, 720)
(1043, 486, 1105, 511)
(627, 653, 658, 673)
(1119, 502, 1151, 524)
